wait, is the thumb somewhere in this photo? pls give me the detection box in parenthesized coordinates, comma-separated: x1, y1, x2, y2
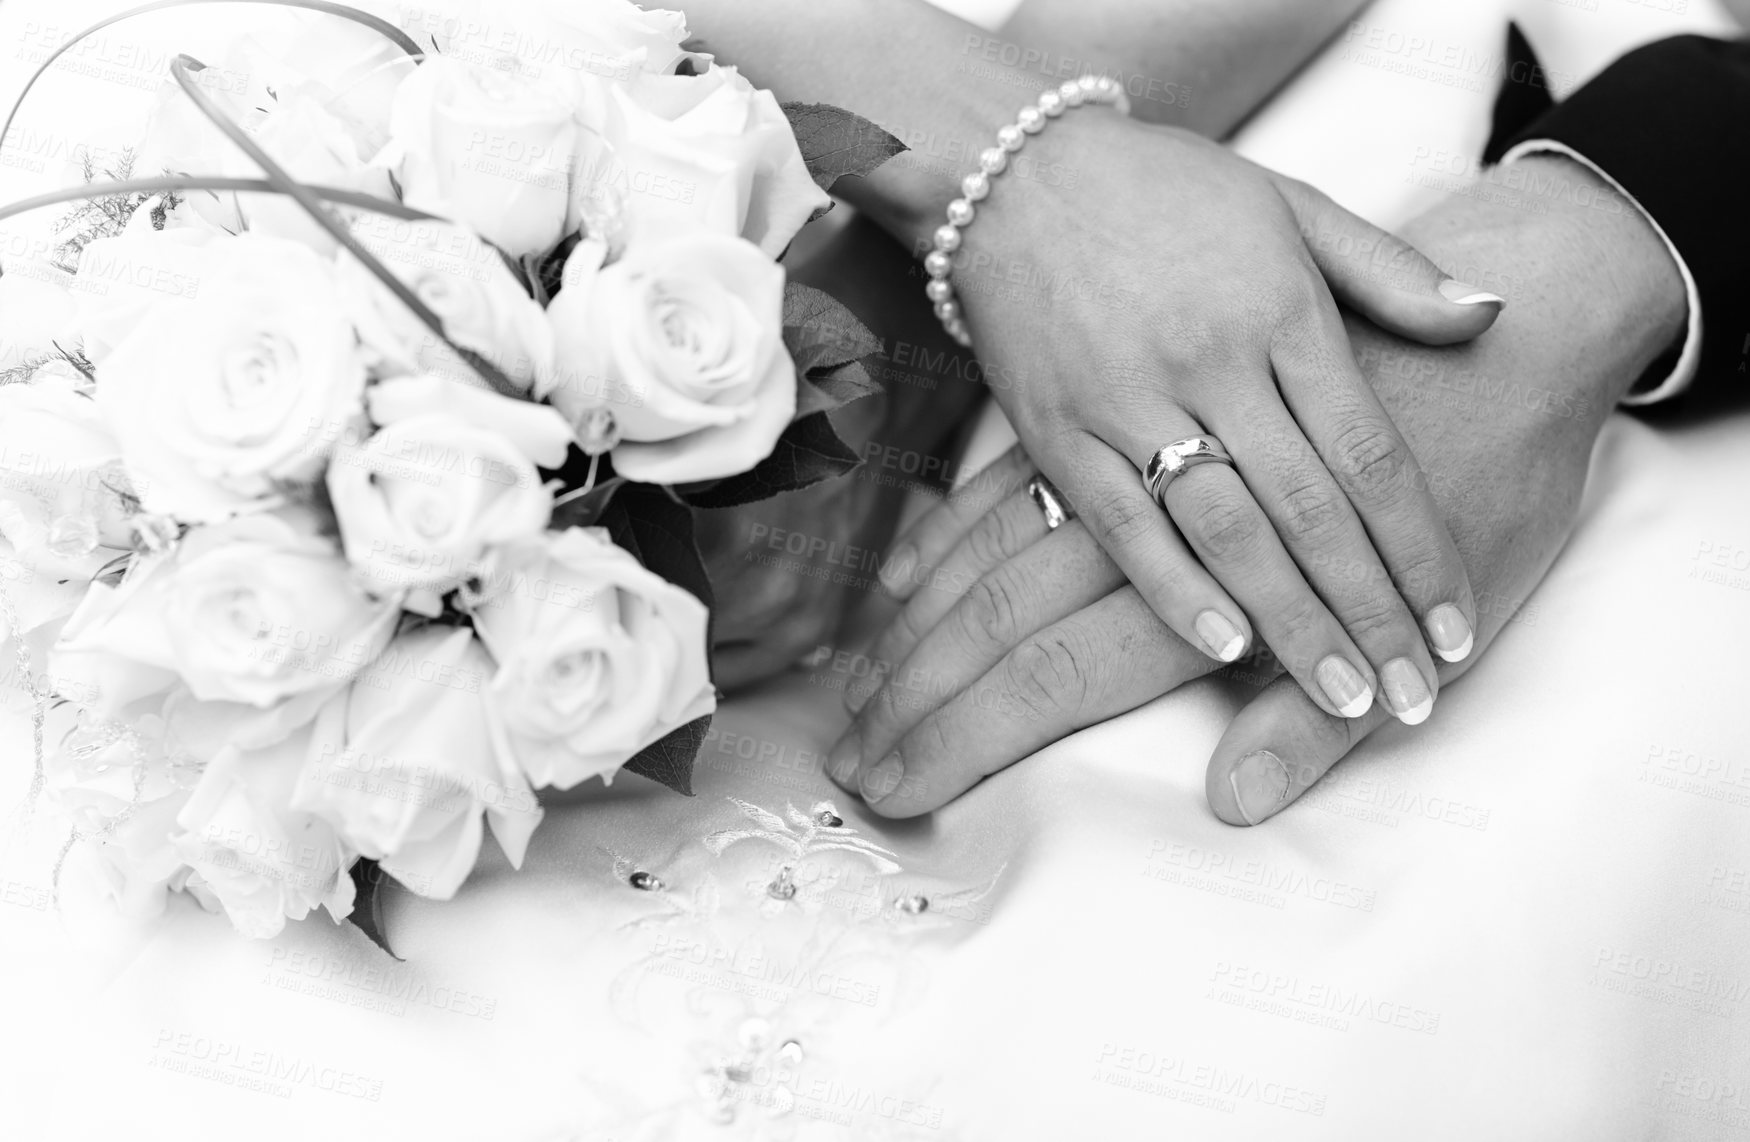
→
(1204, 675, 1394, 827)
(1273, 174, 1506, 347)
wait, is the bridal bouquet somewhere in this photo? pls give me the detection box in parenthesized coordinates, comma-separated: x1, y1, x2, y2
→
(0, 0, 903, 944)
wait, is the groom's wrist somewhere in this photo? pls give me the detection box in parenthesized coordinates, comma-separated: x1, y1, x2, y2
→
(1399, 155, 1687, 413)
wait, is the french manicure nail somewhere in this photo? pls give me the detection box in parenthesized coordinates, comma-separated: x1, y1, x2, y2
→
(1438, 279, 1506, 307)
(1380, 658, 1434, 726)
(1425, 604, 1474, 662)
(860, 751, 904, 806)
(1316, 655, 1373, 718)
(879, 545, 917, 597)
(1195, 610, 1246, 662)
(827, 730, 862, 789)
(1229, 750, 1291, 826)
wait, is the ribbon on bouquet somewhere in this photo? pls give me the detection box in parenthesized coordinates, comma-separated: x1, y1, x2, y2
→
(0, 0, 520, 397)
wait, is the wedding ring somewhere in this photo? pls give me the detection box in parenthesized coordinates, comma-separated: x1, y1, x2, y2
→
(1027, 474, 1073, 531)
(1145, 435, 1235, 505)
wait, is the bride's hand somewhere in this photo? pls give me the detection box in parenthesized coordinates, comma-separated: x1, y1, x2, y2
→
(937, 107, 1504, 725)
(830, 155, 1685, 817)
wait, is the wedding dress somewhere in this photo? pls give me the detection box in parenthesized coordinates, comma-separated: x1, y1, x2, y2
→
(3, 1, 1748, 1139)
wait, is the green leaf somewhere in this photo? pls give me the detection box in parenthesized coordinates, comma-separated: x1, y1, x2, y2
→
(783, 282, 882, 374)
(550, 474, 627, 531)
(780, 103, 908, 192)
(621, 713, 711, 796)
(598, 485, 715, 611)
(682, 412, 862, 509)
(346, 859, 403, 960)
(796, 360, 881, 418)
(783, 283, 885, 417)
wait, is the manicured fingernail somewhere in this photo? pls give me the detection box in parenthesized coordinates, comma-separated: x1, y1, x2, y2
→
(1229, 750, 1290, 826)
(1425, 604, 1473, 662)
(827, 731, 862, 789)
(879, 545, 917, 597)
(860, 751, 904, 806)
(1380, 658, 1433, 726)
(1315, 655, 1373, 718)
(1438, 279, 1506, 307)
(1195, 610, 1246, 662)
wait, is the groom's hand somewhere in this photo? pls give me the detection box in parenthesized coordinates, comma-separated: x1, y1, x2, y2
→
(1207, 156, 1687, 824)
(830, 156, 1684, 819)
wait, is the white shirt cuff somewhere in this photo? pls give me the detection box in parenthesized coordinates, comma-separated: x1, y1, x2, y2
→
(1499, 139, 1701, 407)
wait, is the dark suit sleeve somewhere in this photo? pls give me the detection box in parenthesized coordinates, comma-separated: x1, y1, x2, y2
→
(1504, 35, 1750, 400)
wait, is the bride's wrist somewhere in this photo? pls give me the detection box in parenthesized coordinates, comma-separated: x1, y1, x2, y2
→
(897, 88, 1137, 337)
(839, 62, 1069, 254)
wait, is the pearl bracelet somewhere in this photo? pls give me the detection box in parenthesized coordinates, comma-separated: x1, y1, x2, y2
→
(924, 75, 1132, 347)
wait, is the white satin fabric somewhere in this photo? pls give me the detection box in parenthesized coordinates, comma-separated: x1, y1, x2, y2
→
(5, 2, 1750, 1139)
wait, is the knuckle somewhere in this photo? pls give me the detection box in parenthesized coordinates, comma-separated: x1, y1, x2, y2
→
(886, 598, 940, 656)
(908, 717, 955, 792)
(958, 571, 1024, 651)
(964, 506, 1023, 568)
(869, 675, 907, 724)
(1259, 274, 1321, 332)
(1386, 545, 1453, 606)
(1334, 593, 1407, 645)
(1274, 478, 1348, 549)
(1002, 628, 1092, 719)
(1188, 492, 1265, 561)
(1272, 594, 1329, 655)
(1086, 488, 1157, 551)
(869, 662, 924, 724)
(1329, 419, 1410, 503)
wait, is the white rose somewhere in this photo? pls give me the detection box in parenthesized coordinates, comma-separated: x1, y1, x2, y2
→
(48, 714, 196, 922)
(174, 721, 356, 939)
(543, 232, 796, 483)
(47, 713, 186, 833)
(385, 55, 580, 258)
(474, 527, 713, 790)
(138, 72, 393, 251)
(135, 15, 410, 211)
(225, 92, 397, 255)
(328, 375, 572, 598)
(49, 512, 398, 727)
(230, 17, 415, 157)
(0, 539, 92, 712)
(0, 262, 80, 371)
(339, 216, 553, 391)
(582, 64, 829, 256)
(293, 626, 542, 899)
(93, 234, 368, 522)
(0, 374, 134, 583)
(65, 793, 193, 923)
(72, 223, 217, 361)
(395, 0, 689, 86)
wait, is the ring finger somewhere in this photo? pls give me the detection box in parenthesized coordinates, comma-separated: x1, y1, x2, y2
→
(853, 475, 1069, 712)
(1207, 399, 1441, 725)
(1134, 431, 1379, 722)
